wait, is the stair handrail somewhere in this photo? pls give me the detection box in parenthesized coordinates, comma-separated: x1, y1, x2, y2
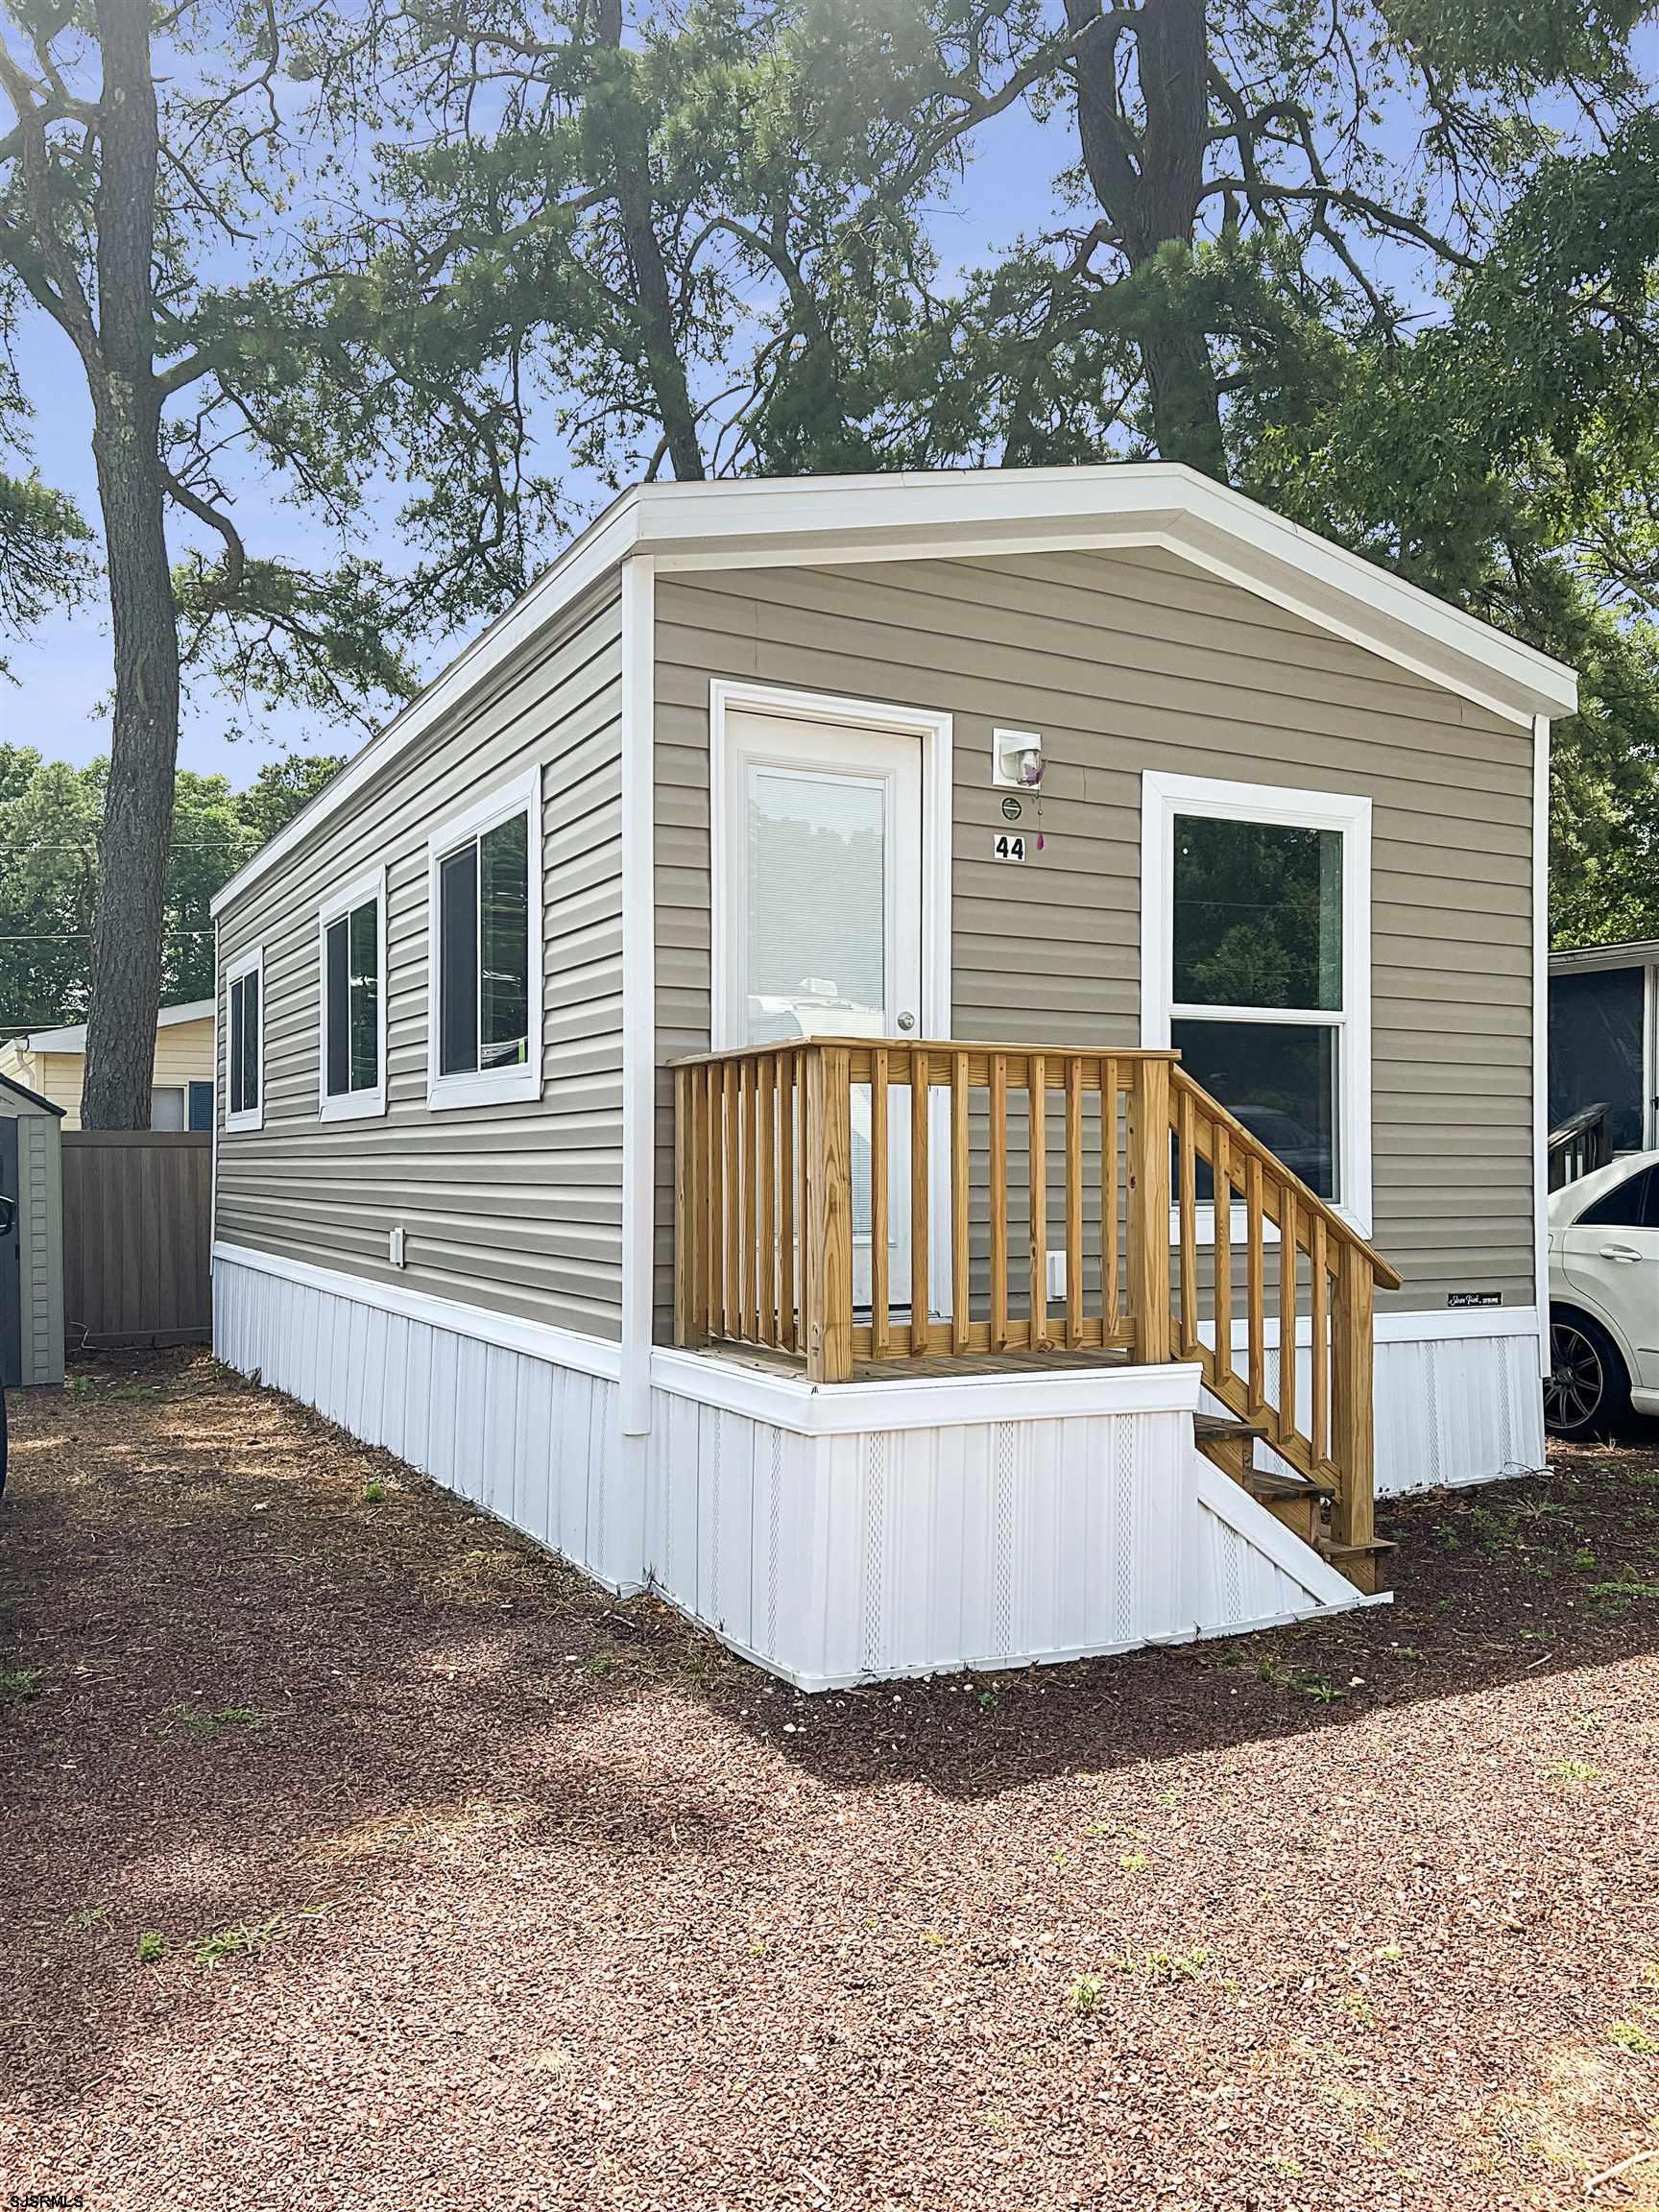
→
(1166, 1063, 1399, 1593)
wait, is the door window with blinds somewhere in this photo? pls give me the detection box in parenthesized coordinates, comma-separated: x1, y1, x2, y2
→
(425, 766, 542, 1111)
(1143, 773, 1373, 1232)
(318, 868, 387, 1121)
(225, 947, 263, 1132)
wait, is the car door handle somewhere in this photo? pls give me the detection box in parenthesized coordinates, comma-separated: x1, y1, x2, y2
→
(1599, 1243, 1645, 1262)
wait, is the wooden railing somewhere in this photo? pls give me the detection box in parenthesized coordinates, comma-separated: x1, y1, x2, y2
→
(1166, 1067, 1402, 1574)
(674, 1042, 1181, 1379)
(673, 1036, 1400, 1578)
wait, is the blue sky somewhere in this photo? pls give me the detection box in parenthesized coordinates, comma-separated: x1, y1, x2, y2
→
(3, 32, 1625, 788)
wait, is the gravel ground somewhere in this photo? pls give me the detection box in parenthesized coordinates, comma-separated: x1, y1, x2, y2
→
(1, 1353, 1656, 2212)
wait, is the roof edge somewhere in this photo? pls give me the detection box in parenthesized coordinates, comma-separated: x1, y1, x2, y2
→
(211, 463, 1577, 920)
(22, 997, 216, 1055)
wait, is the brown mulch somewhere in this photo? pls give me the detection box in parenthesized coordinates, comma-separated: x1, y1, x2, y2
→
(1, 1355, 1657, 2211)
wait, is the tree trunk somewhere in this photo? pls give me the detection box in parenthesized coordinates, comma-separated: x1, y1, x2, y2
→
(1069, 0, 1227, 476)
(81, 0, 180, 1131)
(592, 0, 706, 481)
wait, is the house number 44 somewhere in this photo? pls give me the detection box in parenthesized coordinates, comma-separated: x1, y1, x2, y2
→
(992, 830, 1028, 862)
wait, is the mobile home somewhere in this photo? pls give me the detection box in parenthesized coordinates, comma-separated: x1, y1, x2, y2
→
(210, 465, 1575, 1689)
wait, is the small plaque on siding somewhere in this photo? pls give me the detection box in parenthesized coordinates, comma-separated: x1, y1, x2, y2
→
(1447, 1290, 1502, 1308)
(992, 831, 1028, 863)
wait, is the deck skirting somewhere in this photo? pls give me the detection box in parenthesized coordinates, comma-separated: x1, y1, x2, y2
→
(213, 1249, 1543, 1689)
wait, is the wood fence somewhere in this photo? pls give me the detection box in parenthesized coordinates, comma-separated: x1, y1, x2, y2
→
(60, 1130, 212, 1348)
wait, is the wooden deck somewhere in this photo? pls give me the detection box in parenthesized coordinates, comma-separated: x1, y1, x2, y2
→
(695, 1337, 1134, 1384)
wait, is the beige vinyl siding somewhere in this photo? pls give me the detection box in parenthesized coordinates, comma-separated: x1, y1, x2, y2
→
(653, 546, 1536, 1331)
(216, 581, 625, 1341)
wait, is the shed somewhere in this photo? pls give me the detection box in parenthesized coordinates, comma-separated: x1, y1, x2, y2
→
(0, 1072, 65, 1388)
(1549, 938, 1658, 1159)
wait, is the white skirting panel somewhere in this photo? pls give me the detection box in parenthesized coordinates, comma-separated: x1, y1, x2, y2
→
(1370, 1324, 1547, 1495)
(213, 1253, 646, 1594)
(1203, 1312, 1548, 1500)
(213, 1249, 1382, 1694)
(644, 1390, 1369, 1693)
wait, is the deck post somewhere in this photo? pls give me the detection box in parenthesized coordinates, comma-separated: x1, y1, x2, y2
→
(804, 1043, 854, 1382)
(673, 1066, 706, 1348)
(1330, 1239, 1378, 1587)
(1126, 1056, 1173, 1365)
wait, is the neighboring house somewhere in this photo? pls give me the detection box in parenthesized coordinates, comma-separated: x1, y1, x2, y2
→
(1549, 939, 1658, 1164)
(0, 1000, 215, 1131)
(209, 463, 1575, 1691)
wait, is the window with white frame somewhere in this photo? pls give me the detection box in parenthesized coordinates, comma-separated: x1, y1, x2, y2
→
(1142, 773, 1372, 1230)
(426, 767, 542, 1110)
(225, 947, 263, 1131)
(319, 868, 387, 1120)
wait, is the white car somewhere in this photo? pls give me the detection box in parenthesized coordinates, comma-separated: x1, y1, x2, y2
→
(1546, 1149, 1659, 1437)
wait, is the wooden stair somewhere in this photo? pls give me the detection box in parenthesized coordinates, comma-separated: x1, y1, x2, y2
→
(1190, 1412, 1390, 1584)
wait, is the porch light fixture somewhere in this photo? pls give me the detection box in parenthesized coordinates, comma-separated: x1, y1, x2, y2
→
(993, 727, 1046, 788)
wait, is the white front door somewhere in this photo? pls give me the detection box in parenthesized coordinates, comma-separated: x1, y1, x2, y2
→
(719, 707, 924, 1309)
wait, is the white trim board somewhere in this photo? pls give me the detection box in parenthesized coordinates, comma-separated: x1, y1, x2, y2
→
(212, 1240, 623, 1382)
(423, 762, 545, 1114)
(317, 864, 389, 1124)
(1141, 768, 1373, 1239)
(1531, 713, 1551, 1377)
(707, 677, 954, 1054)
(210, 464, 1576, 922)
(706, 675, 955, 1316)
(223, 943, 264, 1134)
(650, 1344, 1203, 1434)
(619, 557, 658, 1438)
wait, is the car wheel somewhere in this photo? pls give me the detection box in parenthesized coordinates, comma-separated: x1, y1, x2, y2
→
(1545, 1308, 1631, 1439)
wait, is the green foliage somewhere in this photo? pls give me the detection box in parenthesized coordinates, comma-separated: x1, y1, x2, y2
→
(0, 747, 342, 1026)
(0, 469, 91, 669)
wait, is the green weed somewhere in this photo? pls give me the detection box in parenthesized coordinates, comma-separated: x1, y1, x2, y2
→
(156, 1703, 261, 1742)
(0, 1668, 40, 1704)
(1606, 2021, 1659, 2056)
(136, 1931, 164, 1963)
(1109, 1945, 1210, 1984)
(1547, 1758, 1600, 1787)
(362, 1480, 387, 1504)
(1070, 1972, 1106, 2013)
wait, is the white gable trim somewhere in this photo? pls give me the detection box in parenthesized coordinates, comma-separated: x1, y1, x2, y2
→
(211, 464, 1576, 920)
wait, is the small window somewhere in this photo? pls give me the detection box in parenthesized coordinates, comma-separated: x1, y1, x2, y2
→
(226, 950, 263, 1131)
(319, 869, 386, 1121)
(151, 1086, 186, 1132)
(1576, 1165, 1659, 1230)
(187, 1080, 214, 1132)
(1143, 774, 1372, 1231)
(427, 770, 541, 1110)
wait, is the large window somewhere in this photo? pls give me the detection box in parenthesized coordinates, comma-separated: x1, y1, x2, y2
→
(426, 768, 541, 1110)
(225, 948, 263, 1132)
(319, 868, 387, 1121)
(1142, 773, 1372, 1231)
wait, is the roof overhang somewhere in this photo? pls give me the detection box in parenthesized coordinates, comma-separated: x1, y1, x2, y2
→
(212, 462, 1577, 919)
(1550, 938, 1659, 976)
(22, 997, 214, 1055)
